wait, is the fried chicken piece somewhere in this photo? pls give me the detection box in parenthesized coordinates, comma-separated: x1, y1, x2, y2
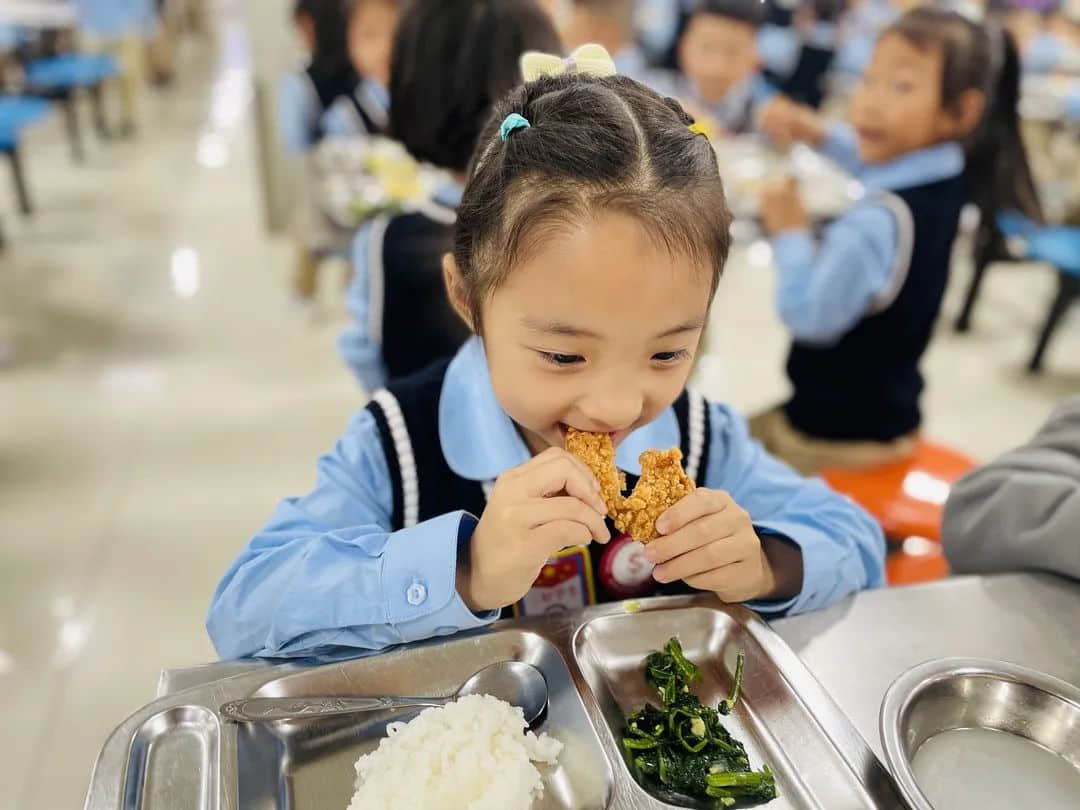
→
(565, 428, 623, 515)
(565, 429, 695, 543)
(614, 449, 695, 543)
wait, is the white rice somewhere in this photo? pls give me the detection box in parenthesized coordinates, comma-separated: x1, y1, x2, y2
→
(347, 693, 563, 810)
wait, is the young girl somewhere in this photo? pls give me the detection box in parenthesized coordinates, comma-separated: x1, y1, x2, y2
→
(755, 8, 1043, 474)
(207, 48, 884, 661)
(339, 0, 561, 391)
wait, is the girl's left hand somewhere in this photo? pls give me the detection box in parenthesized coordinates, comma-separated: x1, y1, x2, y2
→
(642, 489, 783, 603)
(759, 177, 809, 235)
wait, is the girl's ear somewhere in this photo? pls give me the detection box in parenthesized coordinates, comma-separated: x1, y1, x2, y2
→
(442, 253, 476, 332)
(954, 88, 987, 136)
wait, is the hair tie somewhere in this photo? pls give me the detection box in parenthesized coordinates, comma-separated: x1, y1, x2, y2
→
(500, 112, 531, 141)
(688, 121, 709, 138)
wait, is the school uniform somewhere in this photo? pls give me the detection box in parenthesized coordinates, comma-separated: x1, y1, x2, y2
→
(1023, 31, 1080, 74)
(613, 44, 680, 96)
(278, 70, 385, 156)
(756, 123, 968, 472)
(678, 72, 777, 134)
(760, 22, 838, 109)
(339, 181, 471, 392)
(206, 337, 886, 661)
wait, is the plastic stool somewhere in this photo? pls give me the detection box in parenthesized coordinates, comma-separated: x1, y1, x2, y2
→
(821, 439, 977, 543)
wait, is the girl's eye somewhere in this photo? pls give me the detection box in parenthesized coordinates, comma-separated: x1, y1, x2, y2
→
(652, 350, 691, 365)
(540, 352, 584, 367)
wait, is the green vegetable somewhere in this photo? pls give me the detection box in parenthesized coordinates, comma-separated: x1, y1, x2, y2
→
(622, 638, 778, 808)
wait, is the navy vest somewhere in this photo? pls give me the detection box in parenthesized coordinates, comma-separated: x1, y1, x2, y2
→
(370, 208, 472, 385)
(366, 360, 712, 613)
(785, 175, 968, 442)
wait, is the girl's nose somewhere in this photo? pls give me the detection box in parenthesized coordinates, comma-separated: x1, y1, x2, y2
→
(578, 390, 645, 433)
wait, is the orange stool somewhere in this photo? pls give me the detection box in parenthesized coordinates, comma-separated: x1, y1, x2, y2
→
(886, 537, 951, 586)
(821, 439, 977, 544)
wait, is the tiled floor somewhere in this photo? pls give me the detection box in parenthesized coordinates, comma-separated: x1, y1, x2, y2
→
(1, 13, 1078, 810)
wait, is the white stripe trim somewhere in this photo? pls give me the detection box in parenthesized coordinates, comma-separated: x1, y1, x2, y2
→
(867, 191, 915, 315)
(685, 388, 706, 484)
(481, 480, 495, 502)
(372, 389, 420, 528)
(366, 216, 391, 346)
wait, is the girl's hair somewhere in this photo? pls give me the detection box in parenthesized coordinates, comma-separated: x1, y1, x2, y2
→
(453, 74, 732, 326)
(294, 0, 356, 102)
(389, 0, 562, 172)
(885, 8, 1043, 224)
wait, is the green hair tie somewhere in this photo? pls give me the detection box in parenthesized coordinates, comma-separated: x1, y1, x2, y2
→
(500, 113, 531, 141)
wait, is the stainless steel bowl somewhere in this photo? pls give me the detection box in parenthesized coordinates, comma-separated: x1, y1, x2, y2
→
(880, 657, 1080, 810)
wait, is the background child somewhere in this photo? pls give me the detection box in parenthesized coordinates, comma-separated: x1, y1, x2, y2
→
(338, 0, 562, 391)
(676, 0, 776, 133)
(754, 8, 1043, 474)
(942, 395, 1080, 580)
(207, 55, 884, 661)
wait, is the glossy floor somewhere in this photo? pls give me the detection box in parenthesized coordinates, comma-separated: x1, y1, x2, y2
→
(1, 16, 1078, 810)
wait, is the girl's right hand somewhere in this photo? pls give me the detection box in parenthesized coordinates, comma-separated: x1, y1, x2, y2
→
(457, 448, 611, 612)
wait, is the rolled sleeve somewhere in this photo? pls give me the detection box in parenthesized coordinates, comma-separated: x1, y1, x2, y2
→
(705, 403, 886, 617)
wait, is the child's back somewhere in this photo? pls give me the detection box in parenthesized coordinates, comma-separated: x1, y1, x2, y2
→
(339, 0, 562, 390)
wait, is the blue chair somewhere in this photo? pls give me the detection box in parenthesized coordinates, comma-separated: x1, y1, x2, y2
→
(23, 52, 119, 161)
(956, 210, 1080, 372)
(0, 96, 51, 215)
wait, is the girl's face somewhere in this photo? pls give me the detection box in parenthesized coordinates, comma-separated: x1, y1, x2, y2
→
(849, 33, 967, 164)
(348, 0, 399, 88)
(472, 211, 713, 457)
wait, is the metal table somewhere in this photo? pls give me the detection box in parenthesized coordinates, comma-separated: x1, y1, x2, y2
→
(158, 572, 1080, 763)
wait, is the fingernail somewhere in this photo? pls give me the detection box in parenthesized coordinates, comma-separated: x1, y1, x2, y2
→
(652, 568, 667, 583)
(655, 519, 668, 535)
(643, 547, 659, 563)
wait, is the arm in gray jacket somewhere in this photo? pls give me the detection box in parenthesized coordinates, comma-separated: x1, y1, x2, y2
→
(942, 396, 1080, 580)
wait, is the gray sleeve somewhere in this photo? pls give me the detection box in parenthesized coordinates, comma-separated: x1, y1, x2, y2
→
(942, 397, 1080, 580)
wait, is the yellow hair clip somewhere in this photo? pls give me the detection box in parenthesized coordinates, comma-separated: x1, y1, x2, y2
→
(688, 121, 710, 138)
(520, 43, 618, 82)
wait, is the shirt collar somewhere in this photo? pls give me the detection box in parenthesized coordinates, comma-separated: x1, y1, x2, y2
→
(438, 337, 680, 481)
(859, 141, 965, 192)
(432, 179, 464, 209)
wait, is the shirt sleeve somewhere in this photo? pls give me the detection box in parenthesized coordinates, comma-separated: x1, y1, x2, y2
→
(205, 409, 498, 661)
(702, 402, 887, 616)
(770, 201, 898, 344)
(817, 121, 863, 175)
(942, 397, 1080, 580)
(277, 71, 319, 155)
(338, 221, 388, 393)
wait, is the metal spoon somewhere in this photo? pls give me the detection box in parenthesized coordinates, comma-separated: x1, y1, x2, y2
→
(219, 661, 549, 726)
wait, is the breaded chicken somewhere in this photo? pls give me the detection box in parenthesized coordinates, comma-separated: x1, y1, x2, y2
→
(565, 430, 695, 543)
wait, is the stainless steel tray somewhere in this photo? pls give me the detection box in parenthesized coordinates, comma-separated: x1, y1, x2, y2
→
(85, 594, 909, 810)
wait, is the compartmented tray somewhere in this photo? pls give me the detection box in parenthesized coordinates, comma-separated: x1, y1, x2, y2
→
(85, 595, 910, 810)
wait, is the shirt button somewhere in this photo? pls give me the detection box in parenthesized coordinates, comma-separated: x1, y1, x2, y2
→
(406, 580, 427, 606)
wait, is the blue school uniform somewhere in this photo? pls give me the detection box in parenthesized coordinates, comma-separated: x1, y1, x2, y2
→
(680, 73, 777, 133)
(770, 124, 967, 441)
(278, 71, 386, 155)
(339, 181, 471, 392)
(760, 22, 838, 108)
(206, 337, 886, 661)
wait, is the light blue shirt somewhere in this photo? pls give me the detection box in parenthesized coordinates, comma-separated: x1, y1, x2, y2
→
(339, 181, 464, 391)
(278, 74, 388, 154)
(323, 77, 389, 139)
(771, 123, 966, 344)
(679, 73, 777, 132)
(207, 337, 886, 661)
(614, 44, 680, 96)
(633, 0, 683, 60)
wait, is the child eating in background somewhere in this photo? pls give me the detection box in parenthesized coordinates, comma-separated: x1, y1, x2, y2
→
(755, 8, 1043, 474)
(207, 46, 884, 662)
(564, 0, 675, 90)
(676, 0, 777, 133)
(339, 0, 562, 391)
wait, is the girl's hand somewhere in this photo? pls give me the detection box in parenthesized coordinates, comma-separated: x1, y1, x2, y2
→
(643, 489, 802, 603)
(458, 448, 611, 612)
(759, 96, 827, 146)
(759, 177, 809, 234)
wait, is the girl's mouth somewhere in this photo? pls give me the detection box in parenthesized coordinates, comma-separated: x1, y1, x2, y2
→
(558, 424, 622, 445)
